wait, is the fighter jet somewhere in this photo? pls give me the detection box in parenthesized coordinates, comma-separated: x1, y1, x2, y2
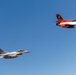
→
(56, 14, 76, 28)
(0, 49, 29, 59)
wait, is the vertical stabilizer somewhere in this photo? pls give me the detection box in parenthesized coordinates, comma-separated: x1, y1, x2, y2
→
(56, 14, 64, 23)
(56, 14, 63, 20)
(0, 49, 4, 54)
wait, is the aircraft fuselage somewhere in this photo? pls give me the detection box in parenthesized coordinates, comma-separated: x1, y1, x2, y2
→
(0, 49, 29, 59)
(56, 14, 76, 28)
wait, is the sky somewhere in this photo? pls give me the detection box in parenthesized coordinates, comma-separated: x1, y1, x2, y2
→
(0, 0, 76, 75)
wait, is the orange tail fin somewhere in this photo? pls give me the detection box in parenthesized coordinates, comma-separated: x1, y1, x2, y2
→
(56, 14, 64, 22)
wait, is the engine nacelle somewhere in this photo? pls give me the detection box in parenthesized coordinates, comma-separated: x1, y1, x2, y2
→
(17, 53, 22, 55)
(4, 55, 18, 59)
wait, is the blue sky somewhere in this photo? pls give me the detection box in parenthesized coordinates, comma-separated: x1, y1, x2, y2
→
(0, 0, 76, 75)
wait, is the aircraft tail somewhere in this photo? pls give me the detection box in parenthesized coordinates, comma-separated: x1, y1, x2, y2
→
(0, 49, 5, 54)
(56, 14, 64, 21)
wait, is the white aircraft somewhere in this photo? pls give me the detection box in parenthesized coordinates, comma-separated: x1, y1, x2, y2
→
(0, 49, 29, 59)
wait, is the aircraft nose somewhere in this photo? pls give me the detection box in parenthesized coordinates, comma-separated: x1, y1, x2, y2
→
(24, 50, 30, 53)
(25, 50, 30, 53)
